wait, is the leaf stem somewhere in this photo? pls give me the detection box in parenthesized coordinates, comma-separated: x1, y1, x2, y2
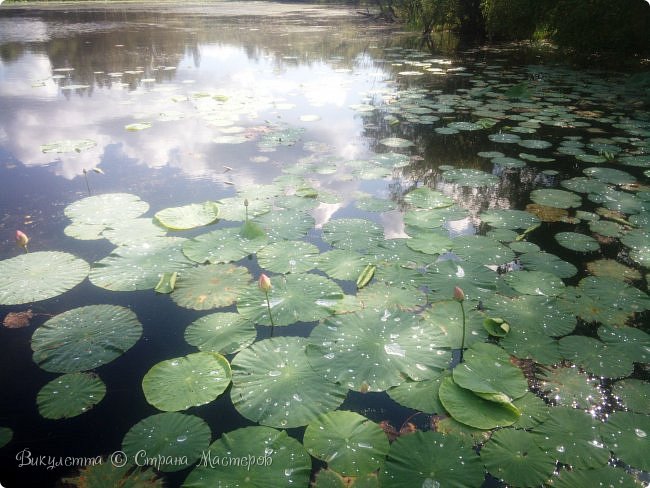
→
(264, 290, 275, 333)
(459, 300, 466, 363)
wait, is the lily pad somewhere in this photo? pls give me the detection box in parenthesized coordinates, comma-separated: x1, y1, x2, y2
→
(612, 379, 650, 414)
(379, 137, 414, 148)
(316, 250, 370, 281)
(65, 194, 149, 229)
(183, 227, 267, 264)
(171, 264, 251, 310)
(552, 466, 642, 488)
(441, 168, 498, 187)
(356, 282, 427, 312)
(555, 232, 600, 252)
(420, 300, 489, 348)
(600, 411, 650, 471)
(31, 305, 142, 373)
(538, 366, 604, 409)
(386, 371, 448, 414)
(303, 411, 389, 477)
(184, 312, 256, 355)
(237, 273, 344, 326)
(485, 295, 576, 336)
(530, 189, 582, 209)
(122, 412, 211, 472)
(480, 209, 540, 230)
(481, 428, 555, 487)
(37, 372, 106, 419)
(558, 335, 633, 378)
(322, 218, 384, 252)
(231, 337, 346, 428)
(257, 241, 320, 274)
(154, 202, 219, 230)
(451, 235, 515, 265)
(518, 251, 577, 279)
(101, 218, 168, 246)
(379, 431, 484, 488)
(183, 426, 311, 487)
(254, 210, 315, 241)
(216, 197, 271, 221)
(0, 252, 89, 305)
(586, 259, 641, 282)
(41, 139, 97, 153)
(504, 270, 565, 296)
(142, 352, 231, 411)
(403, 188, 454, 209)
(0, 427, 12, 448)
(306, 309, 451, 392)
(405, 229, 453, 255)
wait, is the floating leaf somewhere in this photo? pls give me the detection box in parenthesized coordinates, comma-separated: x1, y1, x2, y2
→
(0, 252, 89, 306)
(612, 379, 650, 414)
(142, 352, 231, 411)
(31, 305, 142, 373)
(600, 411, 650, 471)
(441, 168, 498, 187)
(530, 189, 582, 209)
(183, 227, 267, 264)
(184, 312, 256, 355)
(122, 412, 210, 472)
(316, 250, 370, 281)
(61, 463, 162, 487)
(539, 366, 604, 409)
(386, 371, 448, 414)
(231, 337, 346, 429)
(41, 139, 96, 153)
(483, 317, 510, 337)
(379, 137, 413, 148)
(254, 210, 315, 241)
(405, 229, 453, 255)
(37, 372, 106, 419)
(357, 282, 427, 312)
(555, 232, 599, 252)
(403, 188, 454, 209)
(485, 294, 575, 337)
(586, 259, 641, 282)
(154, 202, 219, 230)
(304, 411, 389, 477)
(451, 235, 515, 266)
(322, 218, 384, 252)
(559, 335, 633, 378)
(171, 264, 251, 310)
(257, 241, 319, 274)
(101, 218, 168, 246)
(216, 197, 271, 221)
(0, 427, 12, 448)
(154, 271, 177, 294)
(480, 209, 540, 230)
(552, 466, 642, 488)
(420, 300, 488, 348)
(518, 251, 577, 279)
(504, 270, 565, 296)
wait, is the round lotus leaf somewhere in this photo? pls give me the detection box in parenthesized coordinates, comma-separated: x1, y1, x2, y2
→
(504, 270, 565, 296)
(322, 218, 384, 252)
(231, 337, 346, 428)
(0, 427, 12, 448)
(590, 188, 647, 214)
(379, 430, 484, 488)
(170, 264, 251, 310)
(0, 251, 89, 305)
(405, 229, 453, 255)
(441, 168, 498, 187)
(306, 310, 451, 392)
(555, 231, 599, 252)
(61, 462, 162, 487)
(530, 189, 581, 209)
(216, 197, 271, 221)
(64, 221, 111, 240)
(621, 228, 650, 265)
(101, 218, 168, 246)
(403, 187, 454, 209)
(518, 139, 552, 149)
(586, 259, 641, 282)
(142, 352, 231, 411)
(369, 239, 432, 269)
(253, 209, 315, 241)
(518, 251, 577, 279)
(420, 300, 488, 348)
(183, 227, 267, 265)
(511, 392, 550, 429)
(379, 137, 413, 148)
(525, 203, 569, 222)
(303, 411, 389, 477)
(355, 196, 397, 212)
(481, 428, 555, 487)
(499, 327, 561, 365)
(31, 305, 142, 373)
(552, 466, 642, 488)
(90, 238, 192, 291)
(237, 273, 343, 327)
(451, 235, 515, 266)
(370, 151, 410, 168)
(538, 366, 604, 409)
(154, 201, 219, 230)
(183, 426, 311, 487)
(612, 379, 650, 414)
(600, 411, 650, 471)
(583, 166, 636, 185)
(65, 193, 149, 228)
(403, 206, 469, 230)
(561, 176, 609, 194)
(480, 209, 540, 230)
(485, 295, 576, 336)
(492, 156, 526, 168)
(452, 342, 528, 400)
(315, 249, 370, 281)
(425, 260, 499, 303)
(588, 219, 622, 237)
(558, 335, 633, 378)
(184, 312, 256, 355)
(438, 377, 520, 430)
(36, 372, 106, 419)
(488, 132, 522, 143)
(356, 282, 427, 312)
(487, 227, 519, 243)
(41, 139, 97, 153)
(386, 371, 448, 414)
(257, 241, 320, 274)
(122, 412, 211, 472)
(509, 240, 540, 253)
(599, 325, 650, 363)
(532, 407, 609, 468)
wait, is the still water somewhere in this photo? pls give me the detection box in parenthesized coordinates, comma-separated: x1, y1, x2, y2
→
(1, 2, 649, 487)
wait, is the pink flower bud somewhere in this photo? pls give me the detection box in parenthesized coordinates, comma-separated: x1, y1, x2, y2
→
(453, 286, 465, 302)
(16, 230, 29, 249)
(258, 273, 272, 293)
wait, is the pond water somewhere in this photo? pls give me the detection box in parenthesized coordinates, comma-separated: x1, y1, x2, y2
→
(1, 2, 649, 487)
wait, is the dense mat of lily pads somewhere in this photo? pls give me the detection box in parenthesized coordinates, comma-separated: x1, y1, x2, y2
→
(2, 45, 650, 487)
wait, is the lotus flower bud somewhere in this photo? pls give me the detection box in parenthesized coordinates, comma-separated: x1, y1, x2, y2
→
(16, 230, 29, 250)
(258, 273, 272, 293)
(453, 286, 465, 302)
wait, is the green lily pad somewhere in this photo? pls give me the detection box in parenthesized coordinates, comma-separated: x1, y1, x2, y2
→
(518, 139, 552, 149)
(480, 209, 540, 230)
(142, 352, 231, 411)
(530, 189, 582, 209)
(511, 392, 550, 429)
(355, 196, 397, 212)
(518, 251, 577, 279)
(65, 194, 149, 231)
(403, 187, 454, 209)
(403, 206, 469, 230)
(41, 139, 97, 153)
(481, 428, 555, 487)
(183, 227, 267, 264)
(257, 241, 320, 274)
(122, 412, 211, 472)
(184, 312, 256, 355)
(558, 335, 633, 378)
(561, 176, 610, 194)
(589, 219, 624, 237)
(154, 202, 219, 230)
(37, 372, 106, 419)
(555, 232, 600, 252)
(533, 407, 610, 468)
(485, 295, 576, 336)
(322, 218, 384, 252)
(538, 366, 604, 409)
(420, 300, 489, 348)
(441, 168, 498, 187)
(379, 137, 413, 148)
(306, 310, 451, 392)
(231, 337, 346, 428)
(0, 427, 12, 448)
(183, 426, 311, 487)
(489, 133, 522, 143)
(90, 238, 193, 291)
(303, 411, 389, 477)
(590, 188, 647, 214)
(600, 411, 650, 471)
(386, 371, 448, 414)
(583, 166, 636, 185)
(379, 431, 484, 488)
(504, 270, 565, 296)
(101, 218, 168, 246)
(621, 228, 650, 267)
(254, 210, 315, 241)
(552, 466, 642, 488)
(451, 235, 515, 265)
(32, 305, 142, 373)
(499, 326, 561, 365)
(425, 260, 499, 303)
(237, 273, 344, 326)
(0, 252, 89, 305)
(171, 264, 251, 310)
(438, 377, 520, 430)
(405, 229, 453, 255)
(356, 282, 427, 312)
(612, 379, 650, 414)
(586, 259, 641, 282)
(216, 197, 271, 221)
(316, 250, 370, 281)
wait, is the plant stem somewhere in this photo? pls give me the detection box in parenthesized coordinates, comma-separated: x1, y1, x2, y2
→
(264, 290, 275, 334)
(84, 171, 91, 196)
(459, 300, 466, 363)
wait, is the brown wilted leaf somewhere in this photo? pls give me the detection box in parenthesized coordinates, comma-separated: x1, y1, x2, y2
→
(3, 310, 34, 329)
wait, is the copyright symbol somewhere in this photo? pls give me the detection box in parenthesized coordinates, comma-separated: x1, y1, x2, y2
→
(110, 450, 128, 468)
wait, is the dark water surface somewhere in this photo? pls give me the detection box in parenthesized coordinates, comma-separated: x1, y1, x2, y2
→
(1, 2, 649, 487)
